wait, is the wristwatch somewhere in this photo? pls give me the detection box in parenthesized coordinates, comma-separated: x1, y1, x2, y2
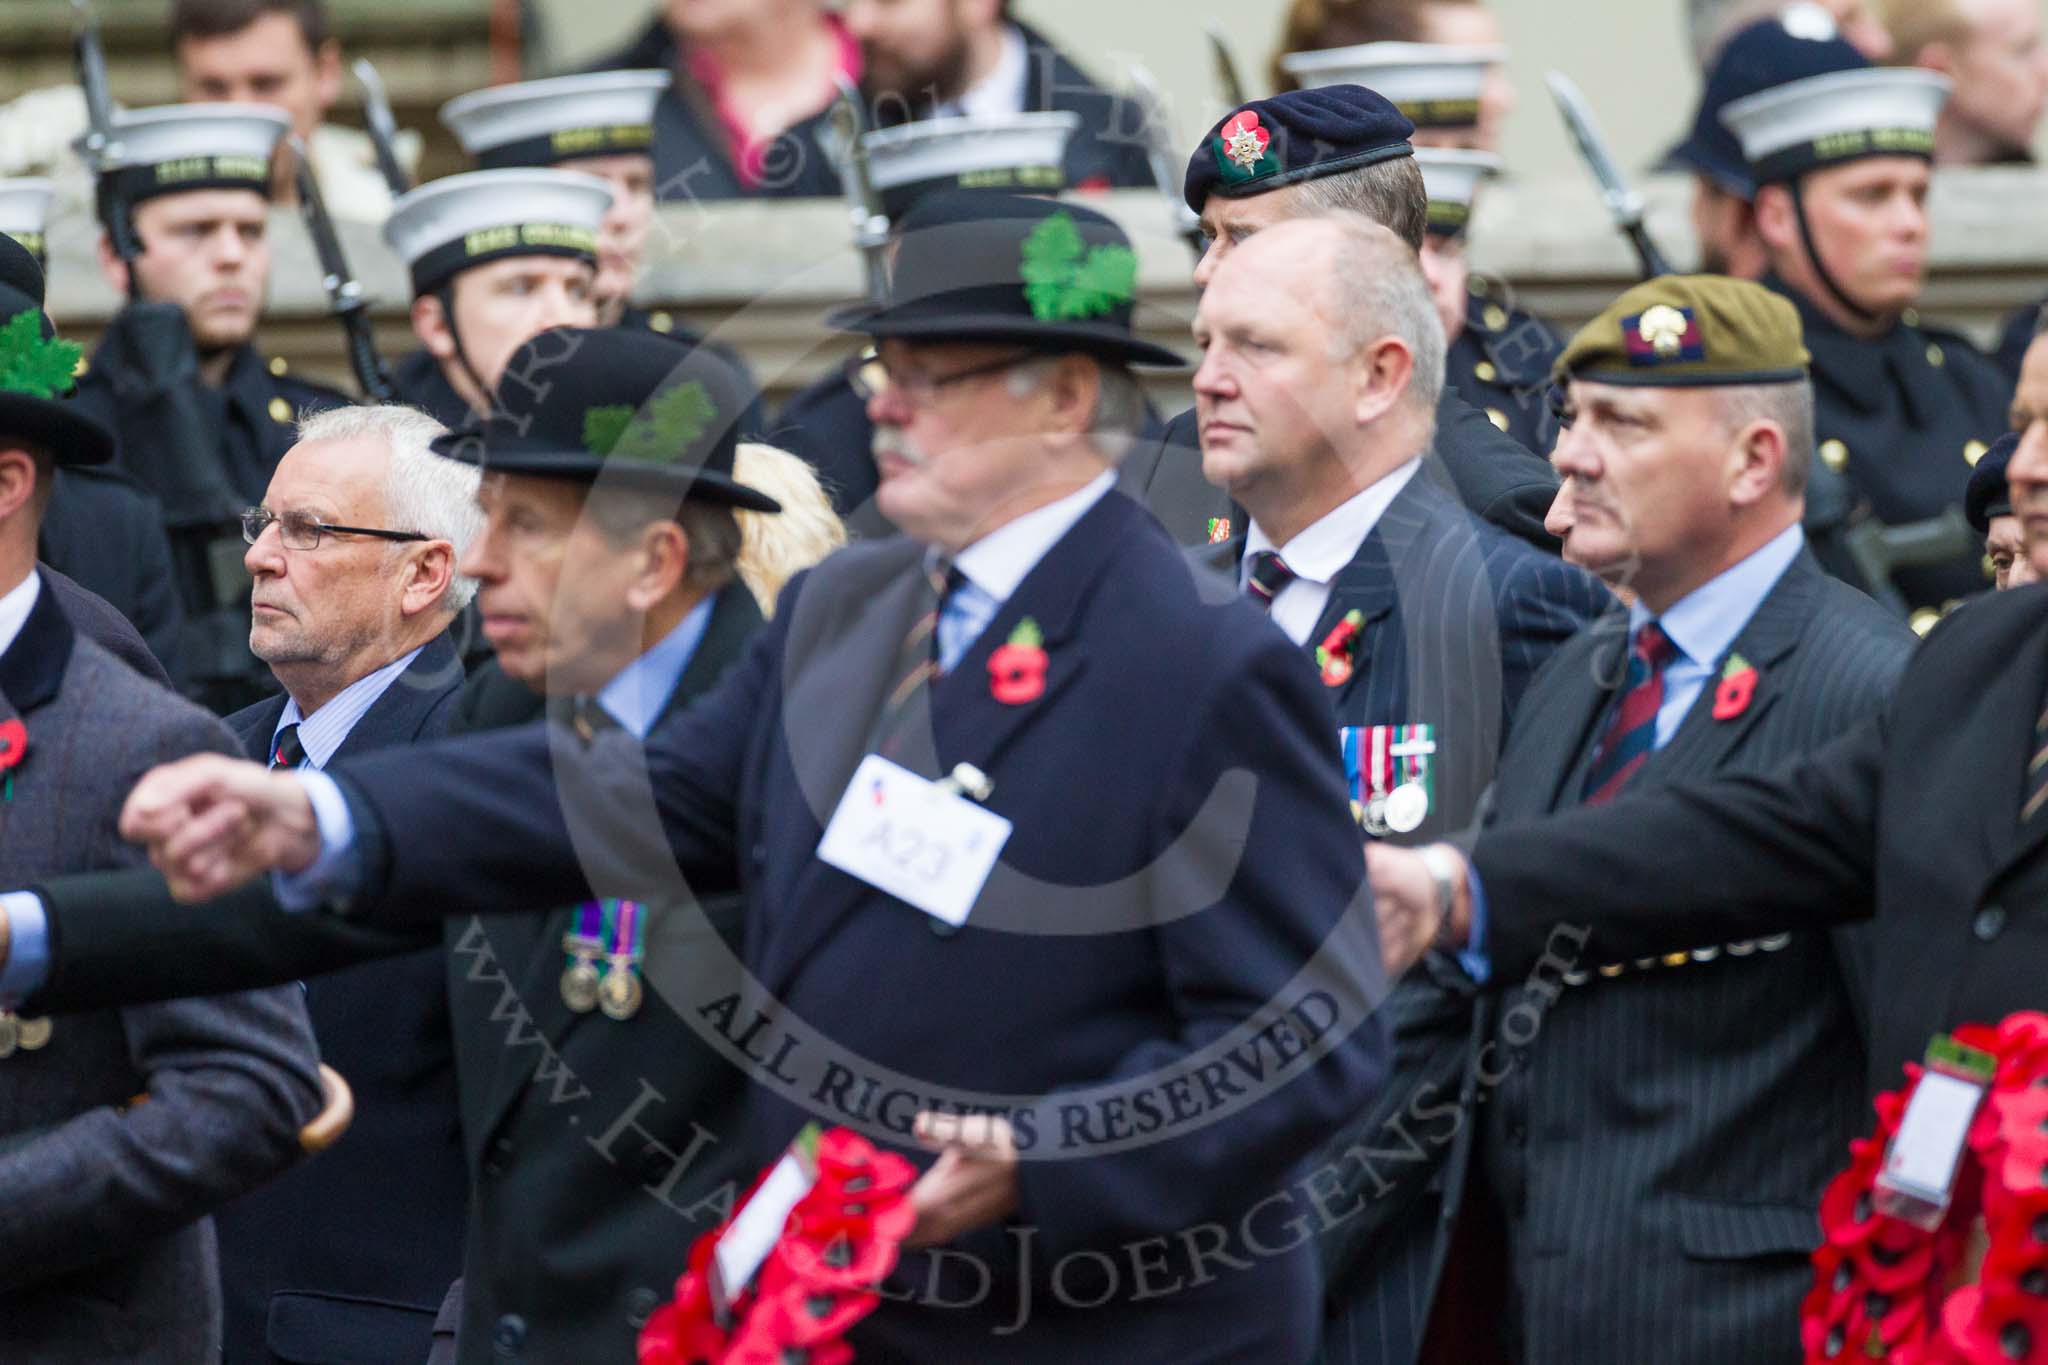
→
(1417, 844, 1463, 948)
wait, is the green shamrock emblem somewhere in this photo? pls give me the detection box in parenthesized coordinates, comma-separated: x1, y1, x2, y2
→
(0, 311, 82, 400)
(581, 381, 717, 465)
(1019, 213, 1138, 323)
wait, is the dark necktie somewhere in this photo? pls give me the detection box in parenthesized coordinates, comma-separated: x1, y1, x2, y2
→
(1244, 550, 1298, 610)
(1582, 622, 1679, 806)
(569, 695, 621, 744)
(870, 558, 956, 762)
(270, 723, 306, 770)
(2023, 700, 2048, 827)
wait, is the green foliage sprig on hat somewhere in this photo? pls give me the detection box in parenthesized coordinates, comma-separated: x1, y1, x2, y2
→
(0, 312, 81, 400)
(1019, 212, 1137, 323)
(580, 381, 717, 466)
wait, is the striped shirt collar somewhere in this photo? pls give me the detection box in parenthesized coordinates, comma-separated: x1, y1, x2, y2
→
(273, 644, 427, 770)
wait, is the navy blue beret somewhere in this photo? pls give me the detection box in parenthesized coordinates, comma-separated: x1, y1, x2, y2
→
(1183, 84, 1415, 213)
(1966, 431, 2019, 534)
(1662, 11, 1867, 198)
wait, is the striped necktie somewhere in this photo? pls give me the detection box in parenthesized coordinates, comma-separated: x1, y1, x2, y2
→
(1244, 550, 1298, 610)
(1581, 622, 1678, 806)
(270, 723, 306, 770)
(2022, 701, 2048, 827)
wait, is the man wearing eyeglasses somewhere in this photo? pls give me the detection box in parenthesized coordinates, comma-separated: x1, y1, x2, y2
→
(3, 402, 483, 1363)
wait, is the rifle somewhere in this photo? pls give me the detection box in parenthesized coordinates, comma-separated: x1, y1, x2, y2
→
(1204, 23, 1249, 110)
(1544, 71, 1672, 281)
(289, 138, 393, 401)
(68, 0, 141, 277)
(828, 77, 891, 303)
(1126, 62, 1204, 260)
(352, 59, 412, 198)
(1841, 507, 1980, 619)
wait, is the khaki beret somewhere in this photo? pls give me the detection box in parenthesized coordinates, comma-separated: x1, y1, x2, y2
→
(1554, 274, 1810, 389)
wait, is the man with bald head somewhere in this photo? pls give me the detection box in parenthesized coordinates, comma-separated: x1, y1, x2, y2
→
(1192, 215, 1605, 1365)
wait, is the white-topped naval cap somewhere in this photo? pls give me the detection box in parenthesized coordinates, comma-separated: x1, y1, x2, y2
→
(1279, 42, 1506, 129)
(99, 102, 290, 176)
(0, 179, 54, 258)
(1415, 147, 1502, 237)
(440, 71, 669, 169)
(1720, 67, 1950, 182)
(383, 168, 614, 295)
(860, 112, 1081, 217)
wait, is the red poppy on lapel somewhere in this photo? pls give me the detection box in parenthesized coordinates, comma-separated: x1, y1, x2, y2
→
(1315, 610, 1366, 688)
(0, 717, 23, 799)
(988, 618, 1048, 705)
(1712, 653, 1758, 721)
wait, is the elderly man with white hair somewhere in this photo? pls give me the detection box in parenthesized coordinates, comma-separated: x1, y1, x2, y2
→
(0, 401, 486, 1363)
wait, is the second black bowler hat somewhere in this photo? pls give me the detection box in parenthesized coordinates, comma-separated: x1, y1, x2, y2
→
(433, 327, 780, 512)
(825, 193, 1185, 369)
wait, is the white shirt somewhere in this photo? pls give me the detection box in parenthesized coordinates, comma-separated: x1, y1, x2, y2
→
(0, 570, 40, 660)
(934, 471, 1115, 671)
(943, 23, 1030, 120)
(1241, 460, 1421, 645)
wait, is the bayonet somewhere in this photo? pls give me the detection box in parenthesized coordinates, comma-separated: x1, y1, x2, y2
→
(1544, 70, 1672, 280)
(829, 77, 891, 303)
(352, 59, 412, 198)
(290, 137, 394, 401)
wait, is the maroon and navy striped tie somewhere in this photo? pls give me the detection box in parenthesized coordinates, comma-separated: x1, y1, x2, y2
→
(270, 723, 306, 771)
(1581, 622, 1678, 806)
(1244, 550, 1297, 610)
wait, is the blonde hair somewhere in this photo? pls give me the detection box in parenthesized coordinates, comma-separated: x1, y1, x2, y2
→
(732, 443, 846, 615)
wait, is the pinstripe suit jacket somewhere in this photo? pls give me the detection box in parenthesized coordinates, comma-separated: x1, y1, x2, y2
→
(0, 572, 321, 1363)
(1203, 468, 1609, 1365)
(1470, 548, 1909, 1365)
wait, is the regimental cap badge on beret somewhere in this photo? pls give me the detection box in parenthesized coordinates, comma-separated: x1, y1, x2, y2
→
(1557, 275, 1809, 388)
(1625, 304, 1705, 366)
(1216, 110, 1278, 180)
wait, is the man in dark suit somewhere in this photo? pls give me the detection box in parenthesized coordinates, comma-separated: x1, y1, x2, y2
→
(211, 402, 476, 1362)
(13, 330, 791, 1364)
(128, 195, 1390, 1364)
(1121, 84, 1563, 552)
(1188, 215, 1605, 1365)
(1363, 275, 1917, 1364)
(0, 238, 323, 1363)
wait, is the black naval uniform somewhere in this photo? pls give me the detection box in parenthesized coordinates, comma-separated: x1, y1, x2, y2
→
(1450, 280, 1562, 458)
(39, 464, 184, 681)
(71, 338, 349, 713)
(388, 349, 477, 431)
(1766, 275, 2009, 614)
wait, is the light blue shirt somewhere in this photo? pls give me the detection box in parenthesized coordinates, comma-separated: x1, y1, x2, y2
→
(274, 645, 426, 770)
(1462, 524, 1806, 979)
(279, 594, 719, 911)
(1629, 522, 1805, 749)
(0, 574, 46, 1007)
(934, 471, 1114, 673)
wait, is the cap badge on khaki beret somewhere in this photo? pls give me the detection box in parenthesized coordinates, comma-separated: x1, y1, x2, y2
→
(1626, 305, 1704, 366)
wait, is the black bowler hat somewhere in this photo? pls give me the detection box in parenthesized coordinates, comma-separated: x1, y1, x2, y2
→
(1966, 432, 2019, 534)
(0, 234, 112, 466)
(824, 192, 1184, 368)
(1183, 84, 1414, 212)
(432, 327, 780, 512)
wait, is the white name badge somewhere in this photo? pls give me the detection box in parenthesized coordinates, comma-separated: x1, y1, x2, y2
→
(712, 1149, 816, 1304)
(817, 754, 1013, 927)
(1875, 1068, 1987, 1229)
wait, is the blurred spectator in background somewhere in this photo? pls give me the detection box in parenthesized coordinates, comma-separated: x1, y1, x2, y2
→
(1878, 0, 2048, 166)
(172, 0, 419, 220)
(1690, 0, 1895, 68)
(589, 0, 854, 201)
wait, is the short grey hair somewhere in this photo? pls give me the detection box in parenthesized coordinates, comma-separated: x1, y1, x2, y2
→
(1716, 380, 1815, 496)
(1006, 356, 1149, 464)
(294, 403, 485, 612)
(1308, 215, 1447, 419)
(1286, 157, 1430, 252)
